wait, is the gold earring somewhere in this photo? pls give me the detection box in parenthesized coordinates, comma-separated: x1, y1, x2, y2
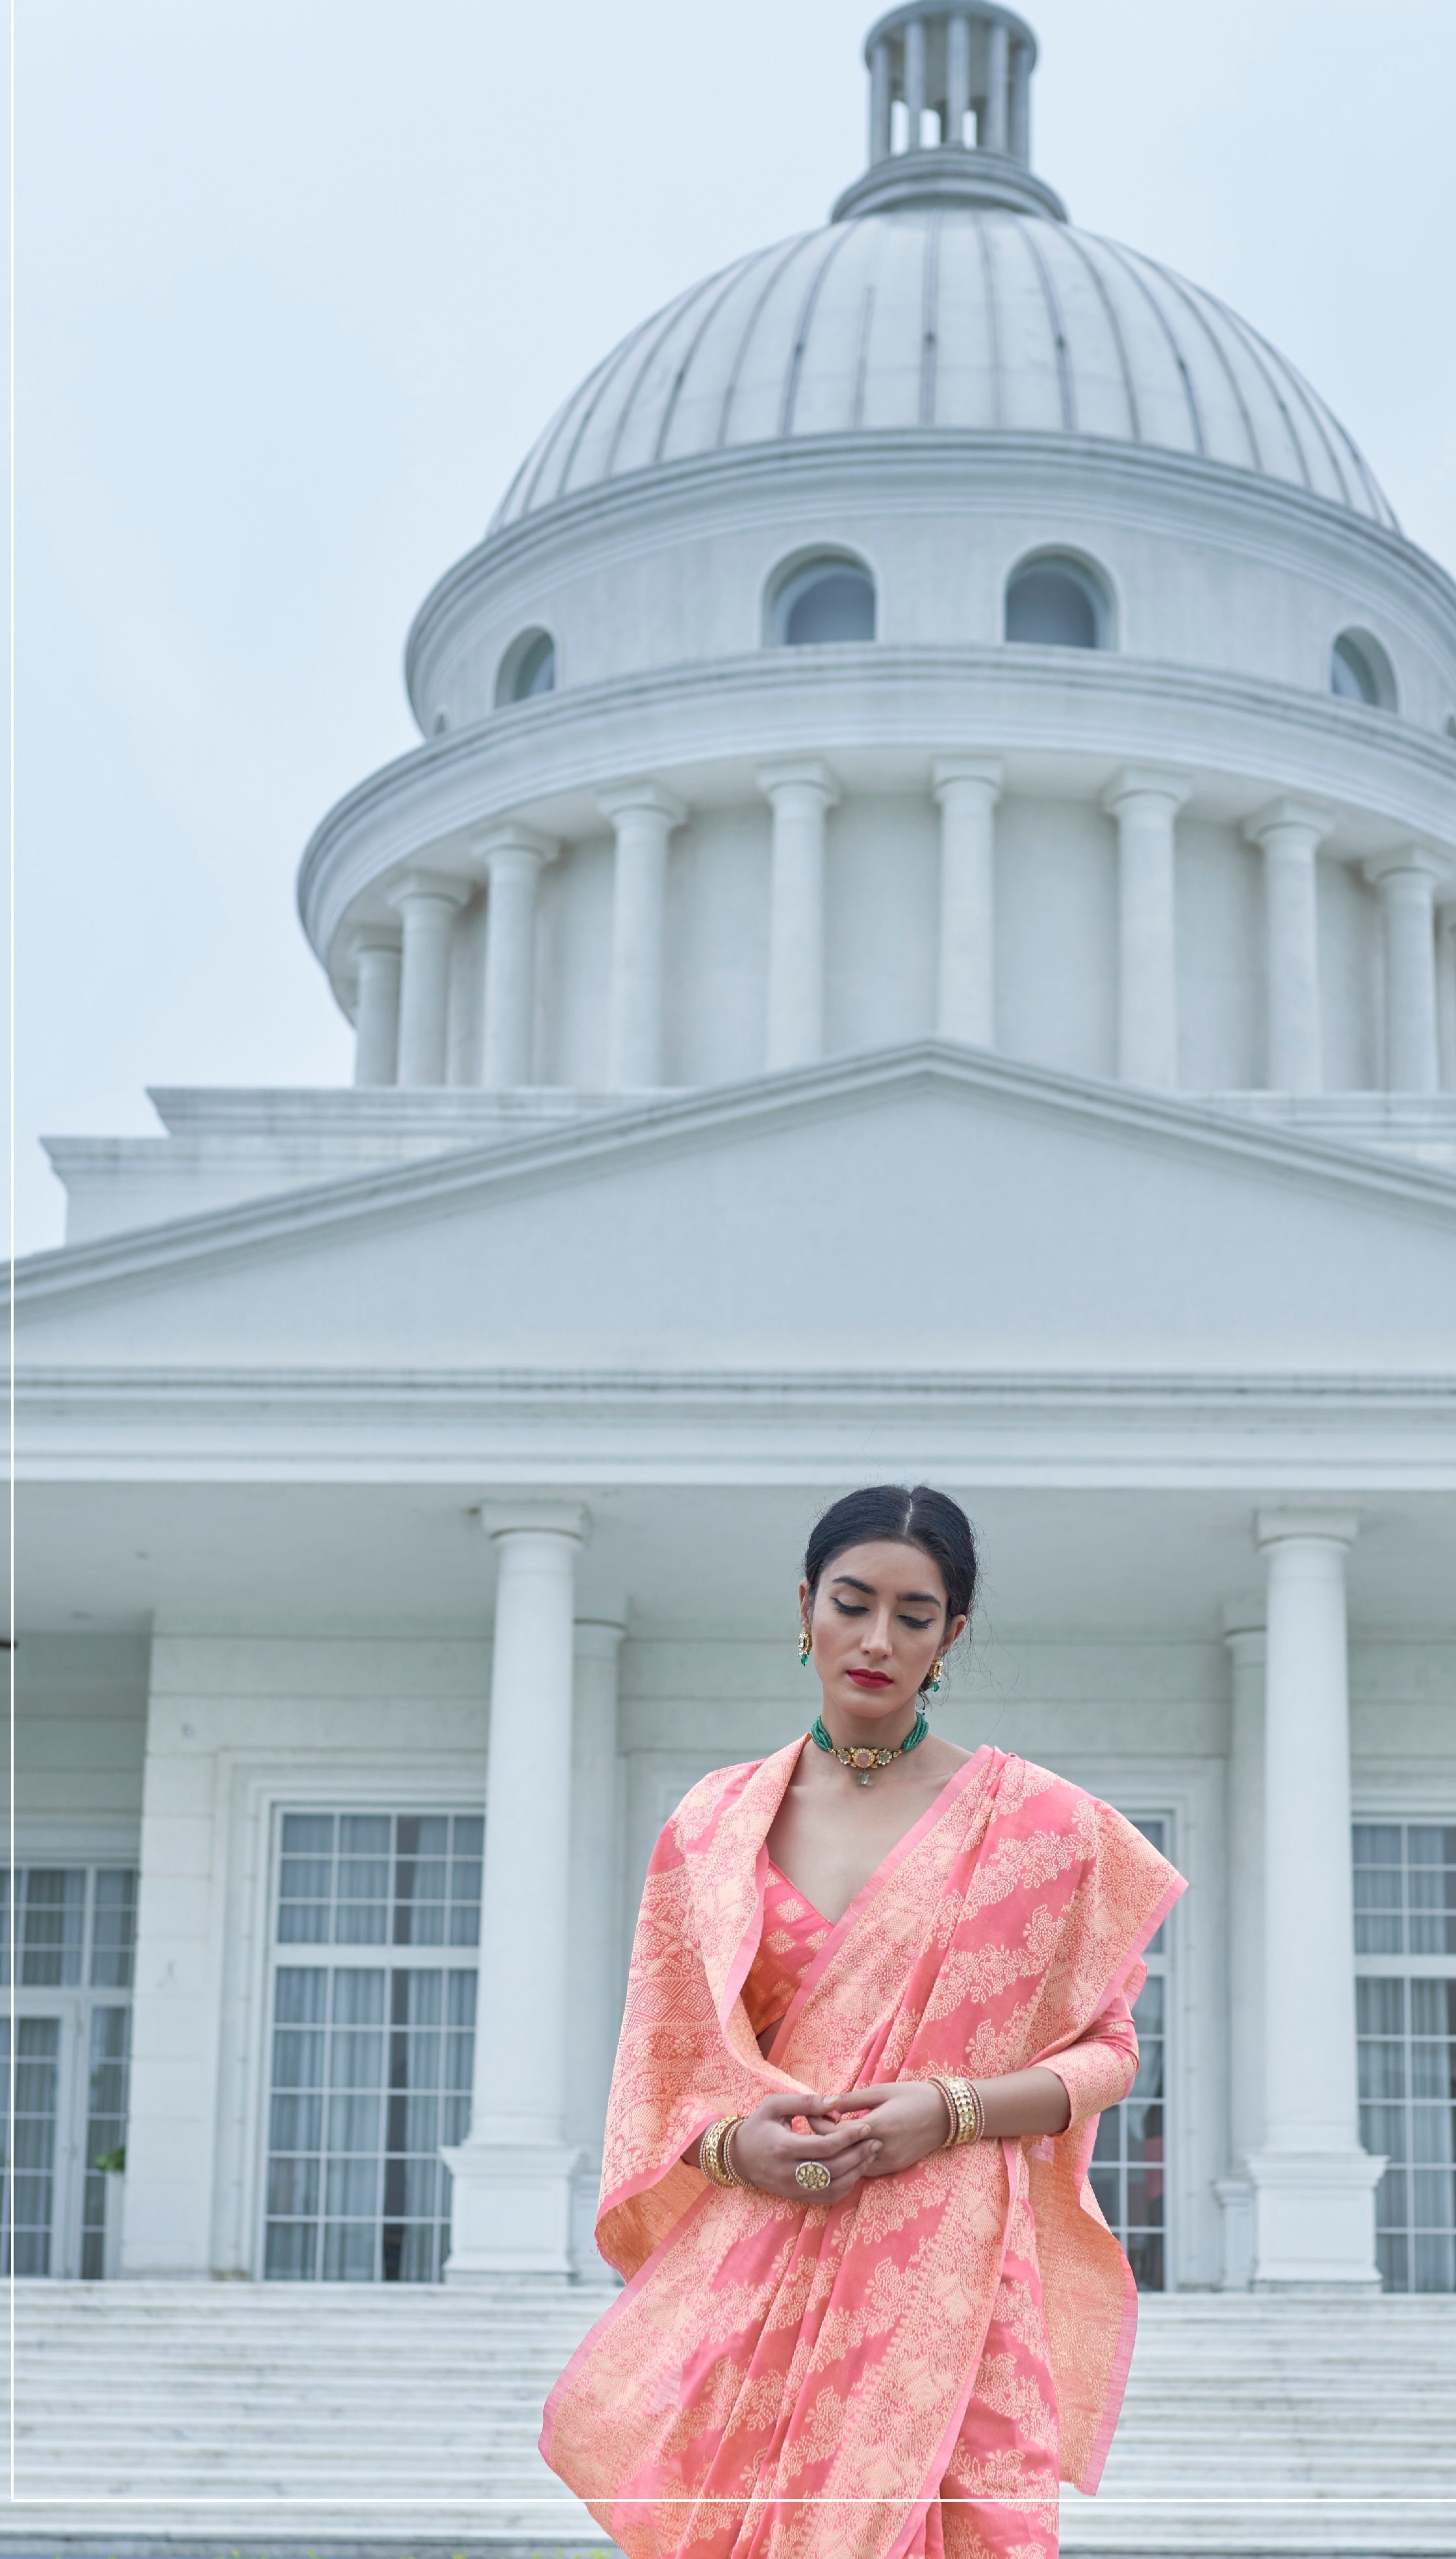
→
(798, 1631, 812, 1667)
(928, 1656, 945, 1694)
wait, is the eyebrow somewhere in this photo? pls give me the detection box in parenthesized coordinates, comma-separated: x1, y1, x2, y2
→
(830, 1573, 942, 1606)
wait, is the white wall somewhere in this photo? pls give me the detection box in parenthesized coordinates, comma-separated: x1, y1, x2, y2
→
(10, 1633, 149, 1860)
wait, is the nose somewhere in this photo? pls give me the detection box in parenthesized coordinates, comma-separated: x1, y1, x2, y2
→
(861, 1608, 895, 1660)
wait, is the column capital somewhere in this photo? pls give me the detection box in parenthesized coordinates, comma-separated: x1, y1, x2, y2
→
(479, 1499, 591, 1546)
(1255, 1506, 1359, 1552)
(469, 821, 558, 876)
(1101, 764, 1192, 816)
(1361, 844, 1451, 890)
(756, 757, 839, 807)
(387, 866, 471, 914)
(347, 922, 402, 958)
(932, 754, 1003, 803)
(597, 778, 687, 827)
(1244, 799, 1333, 853)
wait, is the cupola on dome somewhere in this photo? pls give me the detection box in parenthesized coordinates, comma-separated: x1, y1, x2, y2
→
(494, 3, 1393, 533)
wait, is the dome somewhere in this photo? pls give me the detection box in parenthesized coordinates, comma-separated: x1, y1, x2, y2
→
(492, 205, 1395, 535)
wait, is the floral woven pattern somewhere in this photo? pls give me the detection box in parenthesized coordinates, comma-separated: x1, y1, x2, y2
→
(542, 1743, 1183, 2559)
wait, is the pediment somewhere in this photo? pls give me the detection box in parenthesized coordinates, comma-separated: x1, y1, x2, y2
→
(14, 1046, 1456, 1374)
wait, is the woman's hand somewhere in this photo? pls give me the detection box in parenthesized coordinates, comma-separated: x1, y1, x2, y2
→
(817, 2082, 952, 2177)
(728, 2090, 883, 2202)
(819, 2066, 1072, 2167)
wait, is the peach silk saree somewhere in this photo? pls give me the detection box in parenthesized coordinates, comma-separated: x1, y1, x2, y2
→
(541, 1742, 1185, 2559)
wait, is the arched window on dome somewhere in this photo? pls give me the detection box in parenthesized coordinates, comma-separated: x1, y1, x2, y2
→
(767, 554, 876, 648)
(495, 628, 557, 706)
(1004, 552, 1112, 649)
(1330, 629, 1396, 712)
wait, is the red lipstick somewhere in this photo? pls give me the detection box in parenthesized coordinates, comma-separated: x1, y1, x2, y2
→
(846, 1670, 893, 1688)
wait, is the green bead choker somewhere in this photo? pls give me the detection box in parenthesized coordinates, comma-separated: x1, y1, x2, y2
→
(811, 1707, 929, 1785)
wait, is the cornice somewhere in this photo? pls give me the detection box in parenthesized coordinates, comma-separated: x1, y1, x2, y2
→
(16, 1365, 1456, 1493)
(12, 1044, 1456, 1316)
(300, 645, 1456, 965)
(403, 433, 1456, 715)
(18, 1365, 1453, 1411)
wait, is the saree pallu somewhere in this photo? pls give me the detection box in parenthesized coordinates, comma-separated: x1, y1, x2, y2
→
(542, 1743, 1184, 2559)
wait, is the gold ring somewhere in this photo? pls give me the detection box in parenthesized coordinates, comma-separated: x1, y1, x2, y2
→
(795, 2161, 832, 2193)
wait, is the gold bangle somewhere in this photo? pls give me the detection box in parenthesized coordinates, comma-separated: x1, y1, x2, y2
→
(699, 2116, 745, 2187)
(929, 2075, 983, 2148)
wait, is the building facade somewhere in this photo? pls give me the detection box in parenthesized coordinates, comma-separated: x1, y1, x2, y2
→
(11, 4, 1456, 2308)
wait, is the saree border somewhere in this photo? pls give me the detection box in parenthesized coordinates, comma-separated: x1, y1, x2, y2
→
(1056, 1861, 1188, 2495)
(539, 2179, 718, 2480)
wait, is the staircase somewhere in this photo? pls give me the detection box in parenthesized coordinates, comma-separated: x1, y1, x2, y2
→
(5, 2282, 1454, 2556)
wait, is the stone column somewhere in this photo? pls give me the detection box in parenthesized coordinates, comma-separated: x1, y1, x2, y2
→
(602, 781, 687, 1090)
(869, 39, 893, 160)
(904, 15, 926, 137)
(442, 1502, 589, 2279)
(1247, 1509, 1383, 2289)
(945, 17, 971, 146)
(1008, 40, 1032, 162)
(982, 18, 1009, 151)
(567, 1618, 626, 2271)
(933, 756, 1001, 1048)
(389, 872, 469, 1088)
(1216, 1601, 1266, 2289)
(472, 824, 556, 1091)
(760, 760, 839, 1072)
(1105, 767, 1188, 1092)
(1362, 851, 1448, 1094)
(1438, 908, 1456, 1092)
(351, 932, 402, 1087)
(1245, 801, 1330, 1095)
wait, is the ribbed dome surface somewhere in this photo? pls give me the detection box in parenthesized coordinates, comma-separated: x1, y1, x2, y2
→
(492, 209, 1394, 531)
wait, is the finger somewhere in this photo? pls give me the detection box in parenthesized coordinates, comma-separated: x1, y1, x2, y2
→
(824, 2157, 876, 2198)
(787, 2139, 879, 2200)
(817, 2139, 881, 2187)
(788, 2122, 878, 2159)
(821, 2085, 897, 2113)
(757, 2090, 822, 2121)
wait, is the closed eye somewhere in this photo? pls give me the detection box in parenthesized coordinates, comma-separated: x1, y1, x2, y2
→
(830, 1597, 935, 1630)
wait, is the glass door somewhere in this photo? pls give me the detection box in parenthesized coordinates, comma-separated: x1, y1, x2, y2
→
(1, 1867, 137, 2276)
(262, 1810, 483, 2282)
(1354, 1821, 1456, 2291)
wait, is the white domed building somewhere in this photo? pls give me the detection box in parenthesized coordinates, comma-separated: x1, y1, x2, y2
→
(11, 5, 1456, 2534)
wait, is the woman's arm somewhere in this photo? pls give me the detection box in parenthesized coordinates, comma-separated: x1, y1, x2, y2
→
(815, 2066, 1069, 2176)
(1041, 1984, 1140, 2126)
(818, 1991, 1142, 2180)
(684, 1996, 1140, 2200)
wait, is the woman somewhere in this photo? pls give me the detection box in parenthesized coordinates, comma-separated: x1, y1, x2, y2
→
(543, 1484, 1184, 2559)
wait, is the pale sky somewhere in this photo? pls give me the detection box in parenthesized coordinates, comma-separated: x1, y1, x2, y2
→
(15, 0, 1456, 1252)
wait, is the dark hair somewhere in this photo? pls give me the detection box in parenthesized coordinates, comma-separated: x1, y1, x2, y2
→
(803, 1485, 978, 1678)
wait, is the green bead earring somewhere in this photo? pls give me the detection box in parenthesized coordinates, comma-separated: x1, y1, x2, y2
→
(928, 1656, 945, 1694)
(798, 1632, 812, 1667)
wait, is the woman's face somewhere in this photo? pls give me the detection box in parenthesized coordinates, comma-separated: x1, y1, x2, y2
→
(800, 1539, 966, 1725)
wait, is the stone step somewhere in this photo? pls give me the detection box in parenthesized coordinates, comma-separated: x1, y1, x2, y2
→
(5, 2283, 1453, 2556)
